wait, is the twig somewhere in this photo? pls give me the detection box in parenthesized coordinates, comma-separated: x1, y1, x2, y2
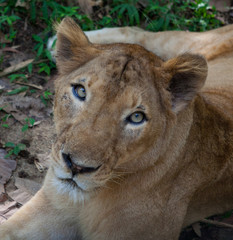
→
(33, 59, 50, 64)
(0, 214, 7, 220)
(0, 59, 34, 77)
(14, 81, 43, 90)
(199, 219, 233, 229)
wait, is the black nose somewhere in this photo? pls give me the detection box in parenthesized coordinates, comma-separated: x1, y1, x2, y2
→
(62, 152, 101, 176)
(62, 152, 73, 169)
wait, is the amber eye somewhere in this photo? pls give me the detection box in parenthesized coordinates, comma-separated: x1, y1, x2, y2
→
(72, 84, 86, 101)
(127, 112, 147, 125)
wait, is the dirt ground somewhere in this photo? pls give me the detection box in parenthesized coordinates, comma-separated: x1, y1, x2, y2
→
(1, 2, 233, 240)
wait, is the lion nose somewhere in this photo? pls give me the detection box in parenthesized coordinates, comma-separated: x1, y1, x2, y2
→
(62, 152, 100, 176)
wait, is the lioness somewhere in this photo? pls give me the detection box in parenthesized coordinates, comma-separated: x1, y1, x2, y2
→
(0, 17, 233, 240)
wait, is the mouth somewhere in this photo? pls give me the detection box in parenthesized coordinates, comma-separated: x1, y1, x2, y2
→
(58, 177, 83, 191)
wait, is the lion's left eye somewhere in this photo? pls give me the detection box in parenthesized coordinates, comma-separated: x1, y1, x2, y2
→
(127, 112, 147, 125)
(72, 84, 86, 101)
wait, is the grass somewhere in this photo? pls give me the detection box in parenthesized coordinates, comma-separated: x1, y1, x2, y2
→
(0, 0, 223, 73)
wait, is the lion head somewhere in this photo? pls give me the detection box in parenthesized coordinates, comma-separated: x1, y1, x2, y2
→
(50, 18, 207, 202)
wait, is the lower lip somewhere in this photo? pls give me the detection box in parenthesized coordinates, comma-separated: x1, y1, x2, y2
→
(59, 178, 83, 190)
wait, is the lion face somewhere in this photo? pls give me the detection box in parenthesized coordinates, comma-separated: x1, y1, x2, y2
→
(51, 18, 207, 202)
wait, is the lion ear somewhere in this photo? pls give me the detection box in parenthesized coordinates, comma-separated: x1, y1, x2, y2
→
(55, 17, 100, 74)
(163, 53, 208, 113)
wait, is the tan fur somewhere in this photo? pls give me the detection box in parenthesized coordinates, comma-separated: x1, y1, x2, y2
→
(0, 18, 233, 240)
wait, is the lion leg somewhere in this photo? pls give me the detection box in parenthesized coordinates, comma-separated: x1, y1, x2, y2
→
(0, 189, 79, 240)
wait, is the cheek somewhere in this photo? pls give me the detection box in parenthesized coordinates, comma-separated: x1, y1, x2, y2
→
(54, 90, 74, 131)
(113, 129, 147, 165)
(115, 119, 165, 166)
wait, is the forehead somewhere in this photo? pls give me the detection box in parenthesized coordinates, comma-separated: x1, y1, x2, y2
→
(72, 47, 161, 91)
(56, 46, 163, 112)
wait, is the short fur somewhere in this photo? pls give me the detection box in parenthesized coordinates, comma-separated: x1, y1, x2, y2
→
(0, 18, 233, 240)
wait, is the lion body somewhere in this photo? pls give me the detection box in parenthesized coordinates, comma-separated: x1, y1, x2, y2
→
(1, 19, 233, 240)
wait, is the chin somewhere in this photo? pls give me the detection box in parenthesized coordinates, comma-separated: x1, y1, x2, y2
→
(50, 176, 93, 204)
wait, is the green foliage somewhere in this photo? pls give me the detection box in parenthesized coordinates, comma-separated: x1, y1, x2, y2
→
(220, 210, 233, 219)
(0, 3, 20, 44)
(27, 63, 33, 74)
(7, 86, 29, 95)
(38, 62, 51, 75)
(144, 0, 222, 32)
(111, 0, 140, 26)
(1, 123, 9, 128)
(8, 74, 27, 83)
(1, 113, 12, 128)
(0, 0, 224, 99)
(28, 0, 94, 29)
(32, 34, 55, 75)
(1, 113, 11, 122)
(0, 0, 223, 75)
(21, 117, 35, 132)
(4, 141, 26, 158)
(40, 90, 53, 106)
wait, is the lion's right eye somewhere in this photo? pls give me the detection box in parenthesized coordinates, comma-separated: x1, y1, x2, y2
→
(126, 111, 147, 125)
(72, 84, 86, 101)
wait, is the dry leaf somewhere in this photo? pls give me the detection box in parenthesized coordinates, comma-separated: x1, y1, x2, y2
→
(209, 0, 231, 12)
(36, 153, 51, 171)
(0, 192, 8, 203)
(1, 178, 41, 223)
(192, 222, 202, 237)
(1, 105, 28, 124)
(0, 32, 11, 44)
(1, 47, 20, 53)
(14, 177, 41, 196)
(78, 0, 102, 16)
(8, 189, 32, 205)
(8, 178, 41, 207)
(15, 81, 43, 90)
(0, 149, 17, 194)
(0, 79, 11, 90)
(33, 121, 42, 127)
(0, 201, 19, 224)
(15, 0, 29, 9)
(0, 59, 34, 77)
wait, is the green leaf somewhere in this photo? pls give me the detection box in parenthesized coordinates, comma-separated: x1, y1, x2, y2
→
(44, 90, 52, 99)
(28, 117, 35, 126)
(30, 89, 36, 93)
(5, 142, 15, 148)
(51, 39, 57, 48)
(28, 63, 33, 74)
(30, 0, 36, 22)
(38, 63, 50, 75)
(5, 149, 14, 158)
(40, 95, 47, 106)
(7, 86, 29, 95)
(8, 74, 27, 83)
(13, 145, 20, 155)
(45, 49, 53, 61)
(42, 1, 48, 20)
(21, 124, 29, 132)
(37, 44, 44, 57)
(2, 114, 10, 122)
(32, 34, 43, 43)
(1, 124, 9, 128)
(221, 210, 233, 219)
